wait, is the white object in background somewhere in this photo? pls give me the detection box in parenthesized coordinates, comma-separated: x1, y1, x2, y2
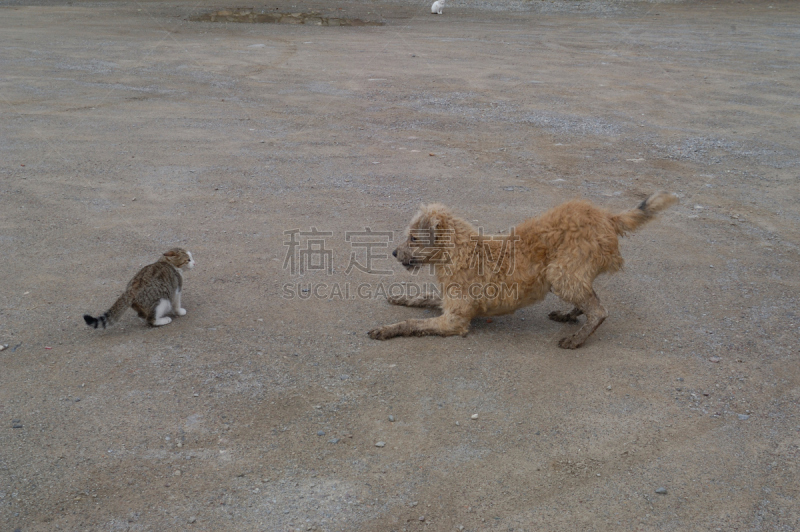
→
(431, 0, 445, 14)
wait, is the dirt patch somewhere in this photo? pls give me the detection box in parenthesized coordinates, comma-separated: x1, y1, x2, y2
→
(191, 7, 385, 26)
(1, 1, 799, 531)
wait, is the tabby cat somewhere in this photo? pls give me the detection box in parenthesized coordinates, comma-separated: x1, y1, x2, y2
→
(84, 248, 195, 329)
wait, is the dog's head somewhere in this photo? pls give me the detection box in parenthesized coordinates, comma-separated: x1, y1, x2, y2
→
(393, 203, 454, 271)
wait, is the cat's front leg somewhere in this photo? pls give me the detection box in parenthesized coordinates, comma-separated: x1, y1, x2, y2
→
(173, 289, 187, 316)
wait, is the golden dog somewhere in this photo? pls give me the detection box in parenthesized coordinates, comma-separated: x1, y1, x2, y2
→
(368, 192, 678, 348)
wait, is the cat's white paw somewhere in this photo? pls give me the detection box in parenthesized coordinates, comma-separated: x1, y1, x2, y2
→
(154, 317, 172, 326)
(177, 308, 187, 316)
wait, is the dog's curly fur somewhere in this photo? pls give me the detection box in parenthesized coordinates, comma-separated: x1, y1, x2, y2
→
(368, 192, 678, 348)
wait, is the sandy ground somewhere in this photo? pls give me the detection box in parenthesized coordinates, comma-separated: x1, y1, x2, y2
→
(1, 1, 799, 530)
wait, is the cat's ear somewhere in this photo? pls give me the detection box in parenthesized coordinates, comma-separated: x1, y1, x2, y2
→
(164, 250, 177, 257)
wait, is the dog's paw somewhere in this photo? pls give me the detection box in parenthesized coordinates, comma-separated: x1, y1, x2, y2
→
(548, 310, 578, 323)
(368, 327, 392, 340)
(557, 336, 582, 349)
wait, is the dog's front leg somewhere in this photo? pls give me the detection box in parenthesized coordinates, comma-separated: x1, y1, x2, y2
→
(387, 292, 442, 309)
(368, 313, 470, 340)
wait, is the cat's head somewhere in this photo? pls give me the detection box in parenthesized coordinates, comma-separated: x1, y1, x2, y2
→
(163, 248, 195, 270)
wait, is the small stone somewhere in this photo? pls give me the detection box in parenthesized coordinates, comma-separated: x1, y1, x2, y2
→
(173, 470, 181, 476)
(317, 431, 325, 436)
(419, 515, 425, 521)
(0, 344, 7, 351)
(455, 421, 460, 426)
(375, 441, 386, 447)
(655, 487, 667, 495)
(606, 385, 612, 390)
(471, 414, 479, 420)
(738, 414, 750, 420)
(193, 393, 199, 397)
(388, 415, 395, 422)
(327, 438, 340, 444)
(709, 356, 720, 363)
(12, 424, 22, 429)
(188, 516, 197, 523)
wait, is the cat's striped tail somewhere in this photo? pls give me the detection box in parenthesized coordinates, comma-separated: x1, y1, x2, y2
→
(84, 291, 132, 329)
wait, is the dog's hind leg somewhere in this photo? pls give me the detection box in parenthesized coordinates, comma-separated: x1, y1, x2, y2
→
(556, 291, 607, 349)
(368, 313, 469, 340)
(548, 307, 583, 323)
(387, 293, 442, 309)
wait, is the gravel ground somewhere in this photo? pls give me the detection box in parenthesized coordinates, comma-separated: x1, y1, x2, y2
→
(1, 1, 799, 531)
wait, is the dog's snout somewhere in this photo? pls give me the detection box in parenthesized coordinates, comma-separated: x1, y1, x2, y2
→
(392, 249, 397, 258)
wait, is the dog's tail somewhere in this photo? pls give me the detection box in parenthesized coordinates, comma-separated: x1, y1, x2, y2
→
(610, 192, 678, 236)
(84, 291, 132, 329)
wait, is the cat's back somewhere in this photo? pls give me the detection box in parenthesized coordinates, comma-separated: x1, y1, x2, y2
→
(126, 258, 180, 294)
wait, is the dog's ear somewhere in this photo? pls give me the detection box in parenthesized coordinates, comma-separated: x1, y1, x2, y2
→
(428, 213, 441, 231)
(423, 204, 450, 235)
